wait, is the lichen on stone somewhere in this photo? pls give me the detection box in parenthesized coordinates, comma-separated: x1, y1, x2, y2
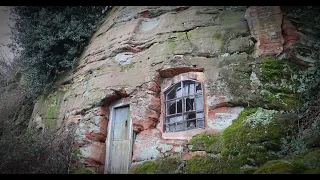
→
(120, 62, 136, 72)
(243, 107, 277, 128)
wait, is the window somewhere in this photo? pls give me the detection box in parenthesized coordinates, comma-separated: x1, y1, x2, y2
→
(164, 80, 204, 132)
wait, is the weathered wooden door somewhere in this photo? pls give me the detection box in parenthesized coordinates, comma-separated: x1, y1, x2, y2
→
(107, 105, 132, 174)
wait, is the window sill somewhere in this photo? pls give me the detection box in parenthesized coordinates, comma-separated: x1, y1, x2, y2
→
(162, 128, 206, 141)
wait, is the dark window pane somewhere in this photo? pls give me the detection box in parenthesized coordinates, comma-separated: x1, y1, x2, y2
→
(196, 82, 202, 94)
(185, 112, 196, 120)
(177, 99, 182, 113)
(187, 120, 196, 130)
(195, 95, 203, 110)
(167, 88, 175, 100)
(167, 100, 176, 115)
(166, 84, 179, 100)
(185, 96, 195, 111)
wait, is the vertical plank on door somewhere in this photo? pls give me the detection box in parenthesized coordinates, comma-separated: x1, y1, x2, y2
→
(108, 106, 131, 174)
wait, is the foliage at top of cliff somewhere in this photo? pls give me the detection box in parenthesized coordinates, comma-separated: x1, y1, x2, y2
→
(10, 6, 107, 97)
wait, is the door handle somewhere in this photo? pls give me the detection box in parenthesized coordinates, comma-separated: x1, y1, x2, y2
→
(125, 120, 128, 127)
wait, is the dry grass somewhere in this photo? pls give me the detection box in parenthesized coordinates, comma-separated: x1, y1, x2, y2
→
(0, 123, 76, 174)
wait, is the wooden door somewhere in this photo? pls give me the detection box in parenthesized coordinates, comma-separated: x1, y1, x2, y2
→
(107, 105, 132, 174)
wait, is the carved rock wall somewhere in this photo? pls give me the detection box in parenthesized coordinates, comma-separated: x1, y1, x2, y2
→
(29, 6, 312, 174)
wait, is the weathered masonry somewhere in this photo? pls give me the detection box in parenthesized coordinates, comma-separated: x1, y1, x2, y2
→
(28, 6, 315, 173)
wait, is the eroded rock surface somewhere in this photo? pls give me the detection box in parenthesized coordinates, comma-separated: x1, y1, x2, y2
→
(27, 6, 317, 174)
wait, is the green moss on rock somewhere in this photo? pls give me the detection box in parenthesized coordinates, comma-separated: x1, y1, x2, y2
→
(259, 58, 302, 93)
(212, 33, 222, 41)
(186, 108, 293, 174)
(189, 134, 222, 153)
(185, 155, 220, 174)
(249, 57, 303, 110)
(133, 157, 181, 174)
(260, 58, 286, 82)
(220, 108, 282, 172)
(254, 160, 297, 174)
(133, 161, 157, 174)
(37, 89, 67, 129)
(302, 149, 320, 170)
(254, 149, 320, 174)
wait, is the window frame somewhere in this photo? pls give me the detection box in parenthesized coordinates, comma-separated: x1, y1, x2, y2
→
(163, 79, 205, 132)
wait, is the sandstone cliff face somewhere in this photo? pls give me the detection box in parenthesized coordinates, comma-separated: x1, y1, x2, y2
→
(27, 6, 317, 174)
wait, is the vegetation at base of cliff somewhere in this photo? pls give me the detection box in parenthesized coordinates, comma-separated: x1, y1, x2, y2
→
(186, 107, 319, 174)
(70, 168, 93, 174)
(185, 155, 228, 174)
(254, 149, 320, 174)
(139, 106, 319, 174)
(133, 157, 181, 174)
(71, 146, 81, 162)
(10, 6, 107, 98)
(0, 123, 77, 173)
(136, 108, 295, 174)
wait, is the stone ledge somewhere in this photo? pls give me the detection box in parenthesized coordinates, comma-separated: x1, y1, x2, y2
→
(162, 128, 206, 141)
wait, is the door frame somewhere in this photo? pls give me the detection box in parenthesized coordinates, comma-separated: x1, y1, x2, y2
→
(104, 101, 133, 174)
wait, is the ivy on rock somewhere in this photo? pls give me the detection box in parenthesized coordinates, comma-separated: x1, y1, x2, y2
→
(10, 6, 107, 98)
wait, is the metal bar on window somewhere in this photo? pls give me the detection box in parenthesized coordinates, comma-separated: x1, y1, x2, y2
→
(195, 81, 197, 126)
(164, 93, 202, 102)
(175, 100, 177, 117)
(182, 109, 204, 114)
(165, 118, 202, 125)
(195, 81, 198, 127)
(181, 80, 185, 130)
(166, 98, 168, 117)
(166, 110, 203, 118)
(166, 113, 183, 118)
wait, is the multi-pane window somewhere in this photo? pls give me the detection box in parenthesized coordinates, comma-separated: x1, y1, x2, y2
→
(164, 80, 204, 132)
